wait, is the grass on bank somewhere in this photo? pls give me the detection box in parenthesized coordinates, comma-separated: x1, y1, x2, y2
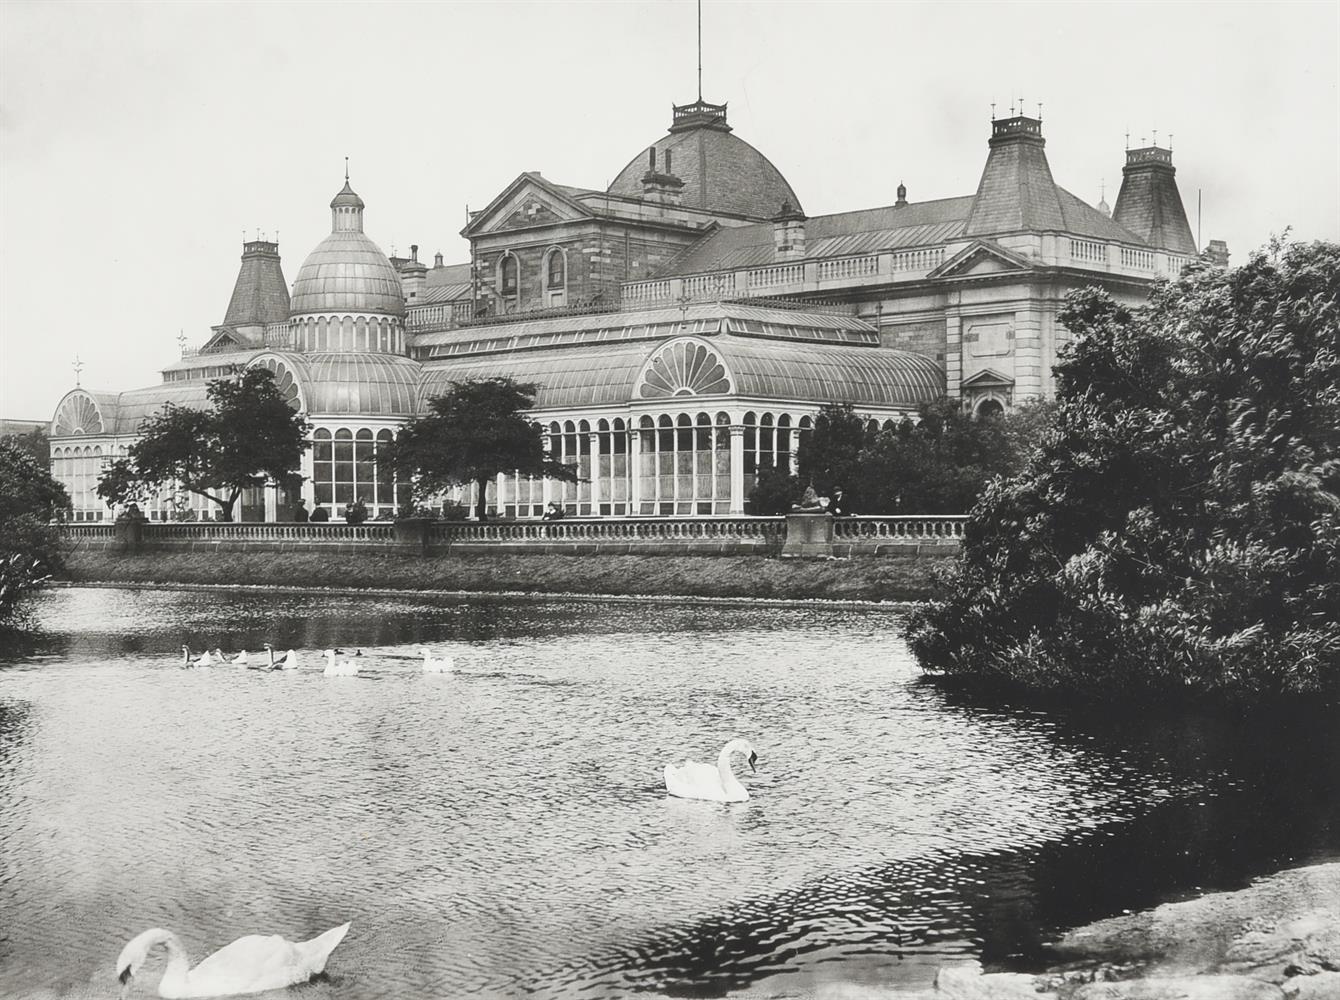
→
(61, 549, 953, 603)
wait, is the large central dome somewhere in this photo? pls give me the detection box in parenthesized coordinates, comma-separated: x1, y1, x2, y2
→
(290, 181, 405, 318)
(607, 100, 802, 220)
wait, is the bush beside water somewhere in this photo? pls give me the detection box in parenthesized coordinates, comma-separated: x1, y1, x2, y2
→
(909, 241, 1340, 701)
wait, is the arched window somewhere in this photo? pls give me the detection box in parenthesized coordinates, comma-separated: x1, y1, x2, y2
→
(547, 249, 565, 288)
(500, 254, 518, 296)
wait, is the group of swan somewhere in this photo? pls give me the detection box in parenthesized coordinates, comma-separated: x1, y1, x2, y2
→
(115, 922, 349, 998)
(181, 645, 455, 678)
(181, 645, 297, 671)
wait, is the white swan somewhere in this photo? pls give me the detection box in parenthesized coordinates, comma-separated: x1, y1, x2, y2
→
(321, 650, 358, 677)
(115, 921, 350, 998)
(264, 645, 298, 671)
(180, 646, 213, 669)
(230, 651, 248, 668)
(420, 649, 453, 673)
(664, 739, 758, 802)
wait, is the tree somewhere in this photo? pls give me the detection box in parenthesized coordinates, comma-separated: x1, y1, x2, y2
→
(97, 367, 311, 521)
(385, 377, 576, 520)
(795, 403, 870, 500)
(908, 241, 1340, 700)
(856, 397, 1055, 513)
(749, 465, 804, 515)
(1, 426, 50, 466)
(0, 441, 71, 626)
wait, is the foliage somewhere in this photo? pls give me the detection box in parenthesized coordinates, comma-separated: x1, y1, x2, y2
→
(385, 377, 577, 521)
(1, 427, 50, 466)
(856, 398, 1055, 513)
(0, 441, 71, 625)
(908, 240, 1340, 700)
(343, 499, 369, 525)
(97, 368, 310, 521)
(795, 403, 870, 500)
(749, 465, 805, 515)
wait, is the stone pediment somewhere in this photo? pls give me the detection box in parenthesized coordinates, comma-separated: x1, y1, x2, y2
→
(463, 173, 593, 238)
(929, 241, 1033, 280)
(960, 368, 1015, 389)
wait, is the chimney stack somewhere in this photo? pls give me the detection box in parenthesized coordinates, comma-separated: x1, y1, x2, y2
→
(434, 251, 444, 268)
(772, 201, 807, 261)
(1202, 239, 1230, 268)
(641, 145, 685, 207)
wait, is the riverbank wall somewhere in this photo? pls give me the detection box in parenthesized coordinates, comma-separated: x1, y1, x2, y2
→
(59, 548, 954, 603)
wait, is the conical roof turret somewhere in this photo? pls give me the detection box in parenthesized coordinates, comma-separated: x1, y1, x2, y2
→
(1111, 145, 1196, 254)
(964, 114, 1066, 236)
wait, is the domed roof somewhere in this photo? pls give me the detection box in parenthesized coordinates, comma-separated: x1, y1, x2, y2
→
(607, 100, 802, 220)
(250, 351, 421, 416)
(290, 180, 405, 318)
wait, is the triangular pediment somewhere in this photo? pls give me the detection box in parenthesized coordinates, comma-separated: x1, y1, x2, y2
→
(929, 241, 1033, 279)
(202, 327, 246, 352)
(960, 368, 1015, 388)
(462, 173, 595, 237)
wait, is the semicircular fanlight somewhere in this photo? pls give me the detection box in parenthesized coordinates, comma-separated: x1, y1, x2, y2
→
(253, 358, 303, 411)
(53, 392, 103, 436)
(638, 341, 731, 399)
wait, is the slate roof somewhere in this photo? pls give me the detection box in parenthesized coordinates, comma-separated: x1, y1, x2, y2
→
(608, 125, 801, 221)
(1111, 151, 1198, 254)
(221, 245, 290, 327)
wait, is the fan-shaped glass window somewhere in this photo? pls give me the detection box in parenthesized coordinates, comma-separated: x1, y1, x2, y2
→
(638, 341, 731, 399)
(53, 392, 103, 436)
(253, 358, 303, 412)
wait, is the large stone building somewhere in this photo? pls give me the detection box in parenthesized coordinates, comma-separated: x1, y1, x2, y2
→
(49, 96, 1219, 522)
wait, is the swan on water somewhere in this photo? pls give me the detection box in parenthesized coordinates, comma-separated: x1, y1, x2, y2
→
(115, 921, 350, 999)
(420, 649, 453, 673)
(264, 645, 298, 671)
(321, 650, 358, 676)
(180, 647, 213, 669)
(230, 651, 248, 667)
(664, 739, 758, 803)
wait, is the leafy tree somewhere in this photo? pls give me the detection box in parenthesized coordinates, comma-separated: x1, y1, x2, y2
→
(97, 367, 310, 521)
(908, 240, 1340, 700)
(749, 465, 804, 515)
(795, 403, 870, 501)
(0, 441, 71, 625)
(1, 427, 50, 466)
(385, 377, 576, 520)
(856, 397, 1055, 513)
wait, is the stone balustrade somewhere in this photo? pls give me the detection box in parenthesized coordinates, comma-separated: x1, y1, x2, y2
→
(62, 515, 966, 558)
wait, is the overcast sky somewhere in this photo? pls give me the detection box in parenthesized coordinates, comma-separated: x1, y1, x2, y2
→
(2, 0, 1337, 421)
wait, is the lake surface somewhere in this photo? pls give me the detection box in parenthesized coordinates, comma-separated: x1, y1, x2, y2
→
(1, 587, 1336, 999)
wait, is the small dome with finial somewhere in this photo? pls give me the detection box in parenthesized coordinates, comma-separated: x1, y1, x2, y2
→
(330, 180, 365, 211)
(1097, 180, 1111, 218)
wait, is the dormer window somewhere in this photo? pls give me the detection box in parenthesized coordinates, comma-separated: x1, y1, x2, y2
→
(500, 254, 518, 296)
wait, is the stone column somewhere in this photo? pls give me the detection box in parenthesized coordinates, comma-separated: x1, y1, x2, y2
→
(264, 484, 278, 522)
(729, 425, 745, 514)
(541, 434, 554, 508)
(628, 427, 642, 513)
(300, 447, 316, 508)
(588, 431, 602, 512)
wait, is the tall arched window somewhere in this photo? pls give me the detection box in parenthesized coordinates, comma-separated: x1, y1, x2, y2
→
(545, 249, 566, 307)
(500, 254, 518, 296)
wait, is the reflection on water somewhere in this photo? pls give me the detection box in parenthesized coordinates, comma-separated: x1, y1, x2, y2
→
(0, 587, 1335, 999)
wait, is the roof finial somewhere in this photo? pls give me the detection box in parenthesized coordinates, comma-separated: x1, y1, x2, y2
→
(990, 101, 996, 120)
(177, 330, 187, 356)
(344, 156, 349, 183)
(72, 354, 83, 387)
(1037, 101, 1043, 121)
(1168, 133, 1174, 152)
(1153, 128, 1159, 147)
(1125, 130, 1130, 150)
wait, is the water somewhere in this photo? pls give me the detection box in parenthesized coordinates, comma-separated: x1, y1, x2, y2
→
(0, 587, 1336, 999)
